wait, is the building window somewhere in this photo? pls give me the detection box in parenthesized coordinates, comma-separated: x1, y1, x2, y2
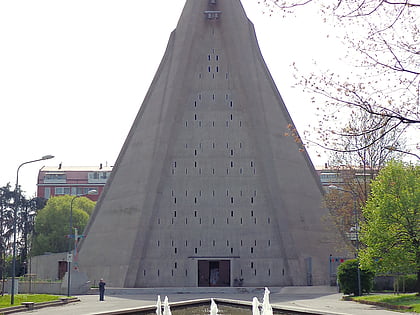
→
(44, 173, 66, 183)
(55, 187, 70, 195)
(88, 172, 110, 183)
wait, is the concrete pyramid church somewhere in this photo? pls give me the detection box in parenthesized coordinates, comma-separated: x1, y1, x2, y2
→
(78, 0, 340, 287)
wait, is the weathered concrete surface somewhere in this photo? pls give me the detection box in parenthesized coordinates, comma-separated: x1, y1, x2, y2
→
(78, 0, 345, 288)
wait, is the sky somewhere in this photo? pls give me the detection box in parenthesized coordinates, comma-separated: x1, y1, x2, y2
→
(0, 0, 346, 196)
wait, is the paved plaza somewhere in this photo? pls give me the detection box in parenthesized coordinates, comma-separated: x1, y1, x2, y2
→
(12, 286, 418, 315)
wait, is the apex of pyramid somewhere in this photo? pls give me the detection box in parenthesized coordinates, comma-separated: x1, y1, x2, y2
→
(177, 0, 249, 28)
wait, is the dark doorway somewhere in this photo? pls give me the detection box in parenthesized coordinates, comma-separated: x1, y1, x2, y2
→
(58, 261, 68, 280)
(198, 260, 230, 287)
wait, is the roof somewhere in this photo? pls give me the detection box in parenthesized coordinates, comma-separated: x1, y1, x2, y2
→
(39, 165, 113, 172)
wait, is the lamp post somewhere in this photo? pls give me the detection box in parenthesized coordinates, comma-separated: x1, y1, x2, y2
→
(329, 185, 362, 296)
(67, 189, 97, 297)
(11, 155, 54, 305)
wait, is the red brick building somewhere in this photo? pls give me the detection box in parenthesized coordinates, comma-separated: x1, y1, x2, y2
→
(37, 164, 112, 201)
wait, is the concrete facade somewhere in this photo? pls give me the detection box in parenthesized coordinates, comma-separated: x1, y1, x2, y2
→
(78, 0, 342, 287)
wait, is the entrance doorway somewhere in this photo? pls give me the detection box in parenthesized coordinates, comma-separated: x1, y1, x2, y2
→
(198, 260, 230, 287)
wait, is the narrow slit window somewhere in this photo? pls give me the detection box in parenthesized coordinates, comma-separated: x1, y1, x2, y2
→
(195, 248, 198, 254)
(208, 66, 211, 72)
(231, 248, 234, 254)
(194, 210, 197, 217)
(174, 210, 177, 217)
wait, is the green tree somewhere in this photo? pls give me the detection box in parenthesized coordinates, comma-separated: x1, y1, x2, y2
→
(337, 259, 375, 296)
(359, 161, 420, 294)
(31, 196, 95, 256)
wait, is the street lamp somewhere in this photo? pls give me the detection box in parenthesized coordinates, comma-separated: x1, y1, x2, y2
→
(384, 146, 420, 160)
(11, 155, 54, 304)
(67, 189, 97, 297)
(329, 185, 362, 296)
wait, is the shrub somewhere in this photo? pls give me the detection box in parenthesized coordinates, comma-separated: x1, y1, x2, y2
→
(337, 259, 375, 296)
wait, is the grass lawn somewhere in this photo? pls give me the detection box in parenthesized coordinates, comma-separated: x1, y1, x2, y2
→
(0, 294, 61, 308)
(353, 294, 420, 313)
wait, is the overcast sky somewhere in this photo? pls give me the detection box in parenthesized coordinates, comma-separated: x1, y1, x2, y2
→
(0, 0, 345, 196)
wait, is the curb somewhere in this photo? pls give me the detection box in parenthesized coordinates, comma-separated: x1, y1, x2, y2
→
(0, 297, 80, 314)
